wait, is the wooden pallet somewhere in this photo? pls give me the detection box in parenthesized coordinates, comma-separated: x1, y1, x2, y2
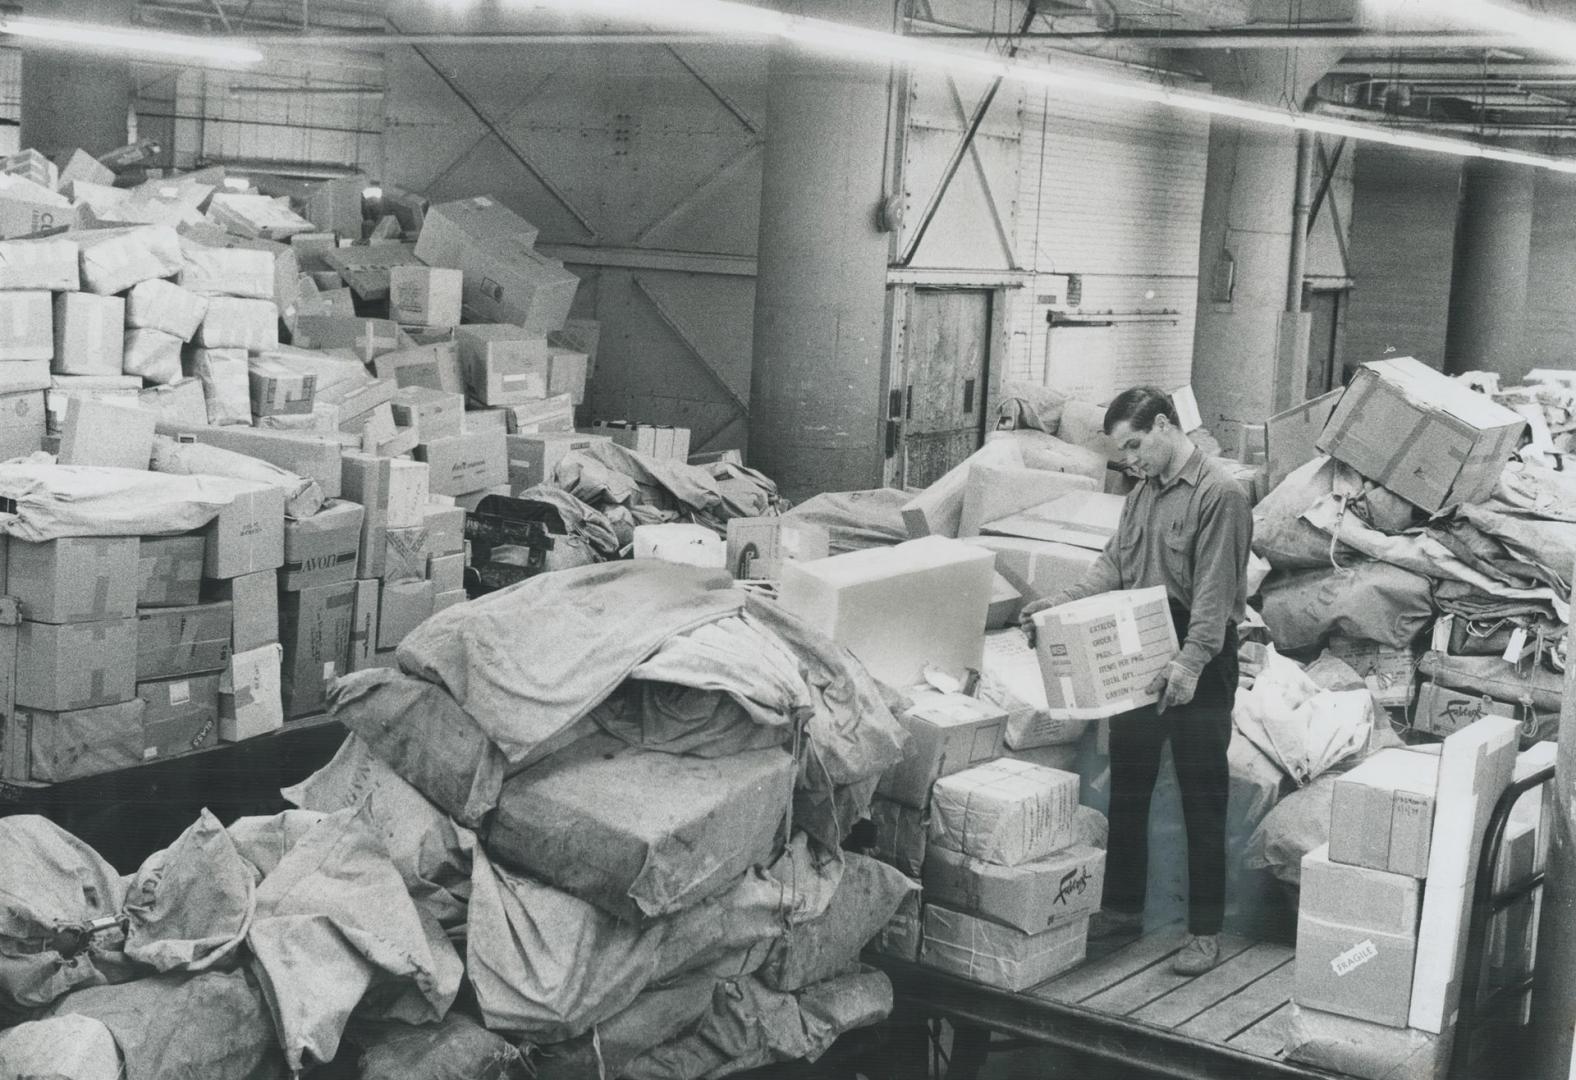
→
(1032, 925, 1297, 1061)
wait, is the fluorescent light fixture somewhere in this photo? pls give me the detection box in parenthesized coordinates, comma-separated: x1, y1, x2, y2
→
(540, 0, 1576, 173)
(1367, 0, 1576, 61)
(0, 15, 264, 64)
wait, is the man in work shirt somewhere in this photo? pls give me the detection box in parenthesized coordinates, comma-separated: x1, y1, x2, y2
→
(1020, 386, 1252, 976)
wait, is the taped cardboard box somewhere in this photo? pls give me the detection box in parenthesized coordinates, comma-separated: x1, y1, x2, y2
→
(194, 296, 278, 351)
(779, 535, 995, 690)
(280, 579, 355, 718)
(16, 617, 137, 711)
(201, 570, 278, 654)
(0, 383, 44, 457)
(379, 523, 428, 583)
(158, 423, 343, 498)
(959, 464, 1099, 539)
(428, 551, 464, 593)
(282, 500, 363, 590)
(374, 342, 465, 396)
(546, 345, 589, 406)
(0, 291, 53, 362)
(922, 904, 1088, 991)
(332, 379, 396, 434)
(136, 536, 205, 608)
(486, 734, 796, 921)
(45, 375, 138, 436)
(7, 537, 137, 624)
(59, 148, 114, 189)
(1329, 748, 1438, 878)
(137, 673, 220, 761)
(208, 192, 315, 240)
(246, 356, 315, 419)
(20, 699, 144, 782)
(505, 431, 603, 492)
(1327, 635, 1417, 710)
(592, 420, 659, 457)
(1031, 587, 1178, 722)
(342, 452, 429, 530)
(464, 409, 508, 435)
(179, 244, 274, 300)
(1297, 895, 1420, 1026)
(121, 328, 182, 385)
(202, 483, 285, 580)
(136, 601, 232, 681)
(902, 439, 1025, 538)
(1283, 1003, 1450, 1080)
(724, 517, 830, 581)
(347, 577, 379, 671)
(978, 630, 1091, 750)
(1412, 681, 1515, 739)
(291, 315, 405, 363)
(1317, 357, 1526, 514)
(302, 175, 367, 236)
(456, 324, 549, 407)
(389, 264, 462, 327)
(434, 588, 466, 615)
(414, 196, 578, 331)
(322, 243, 421, 302)
(188, 348, 250, 426)
(417, 429, 508, 496)
(0, 177, 74, 240)
(878, 692, 1006, 810)
(981, 490, 1125, 553)
(549, 317, 601, 376)
(220, 643, 283, 742)
(76, 225, 183, 295)
(0, 236, 78, 291)
(923, 843, 1106, 935)
(389, 386, 464, 443)
(377, 578, 434, 649)
(505, 393, 576, 435)
(422, 504, 466, 557)
(929, 758, 1081, 867)
(57, 396, 155, 469)
(52, 292, 122, 376)
(413, 195, 540, 266)
(136, 378, 208, 428)
(988, 536, 1094, 600)
(3, 149, 54, 189)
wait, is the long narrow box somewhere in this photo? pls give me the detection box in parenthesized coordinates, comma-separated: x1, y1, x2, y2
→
(16, 618, 137, 711)
(57, 396, 155, 469)
(929, 758, 1081, 867)
(871, 796, 927, 878)
(219, 643, 284, 742)
(505, 431, 600, 492)
(135, 601, 233, 680)
(922, 904, 1088, 991)
(137, 673, 220, 760)
(878, 692, 1006, 810)
(347, 577, 380, 671)
(1329, 748, 1438, 878)
(279, 580, 355, 719)
(504, 393, 575, 434)
(779, 536, 995, 689)
(923, 844, 1106, 935)
(1317, 357, 1525, 513)
(1031, 586, 1178, 721)
(1295, 844, 1421, 1028)
(195, 296, 278, 351)
(20, 699, 145, 782)
(157, 423, 343, 499)
(6, 538, 138, 624)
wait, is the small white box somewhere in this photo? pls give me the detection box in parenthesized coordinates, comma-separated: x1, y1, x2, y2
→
(632, 523, 726, 568)
(219, 643, 284, 741)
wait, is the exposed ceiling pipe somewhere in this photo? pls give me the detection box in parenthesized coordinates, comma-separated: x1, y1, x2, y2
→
(209, 31, 736, 46)
(1312, 100, 1576, 136)
(905, 27, 1524, 48)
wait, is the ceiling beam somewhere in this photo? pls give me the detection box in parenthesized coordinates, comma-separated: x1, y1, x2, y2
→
(908, 27, 1523, 48)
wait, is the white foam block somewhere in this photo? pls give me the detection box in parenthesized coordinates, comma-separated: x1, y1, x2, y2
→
(1407, 715, 1519, 1033)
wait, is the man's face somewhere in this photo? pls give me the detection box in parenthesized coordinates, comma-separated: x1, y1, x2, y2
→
(1109, 417, 1170, 479)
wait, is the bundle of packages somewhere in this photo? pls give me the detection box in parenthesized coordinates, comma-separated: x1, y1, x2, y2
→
(306, 559, 912, 1077)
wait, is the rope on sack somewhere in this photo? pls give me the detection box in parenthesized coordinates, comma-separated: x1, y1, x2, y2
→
(592, 1025, 607, 1080)
(1326, 493, 1353, 575)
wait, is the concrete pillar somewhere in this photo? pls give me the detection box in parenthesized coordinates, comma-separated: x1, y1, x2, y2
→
(748, 0, 892, 500)
(1444, 156, 1536, 379)
(19, 0, 134, 160)
(1182, 48, 1342, 449)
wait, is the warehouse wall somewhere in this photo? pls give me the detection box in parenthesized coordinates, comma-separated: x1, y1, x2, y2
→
(133, 52, 385, 176)
(1526, 171, 1576, 374)
(1343, 144, 1462, 372)
(1012, 72, 1210, 403)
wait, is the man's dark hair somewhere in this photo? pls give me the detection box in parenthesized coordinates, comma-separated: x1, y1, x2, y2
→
(1103, 386, 1179, 436)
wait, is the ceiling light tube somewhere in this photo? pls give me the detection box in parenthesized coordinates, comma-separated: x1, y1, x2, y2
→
(1366, 0, 1576, 62)
(536, 0, 1576, 173)
(0, 15, 264, 64)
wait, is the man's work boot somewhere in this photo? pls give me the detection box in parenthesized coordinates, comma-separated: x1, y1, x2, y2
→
(1087, 909, 1144, 941)
(1172, 934, 1220, 975)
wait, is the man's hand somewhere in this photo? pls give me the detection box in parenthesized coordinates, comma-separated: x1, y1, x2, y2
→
(1147, 661, 1200, 714)
(1018, 596, 1058, 637)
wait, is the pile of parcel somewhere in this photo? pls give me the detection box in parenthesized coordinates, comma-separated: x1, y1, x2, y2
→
(0, 154, 773, 788)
